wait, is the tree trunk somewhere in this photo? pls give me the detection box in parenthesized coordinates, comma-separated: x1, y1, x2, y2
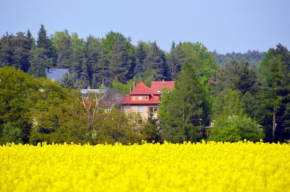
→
(272, 107, 276, 143)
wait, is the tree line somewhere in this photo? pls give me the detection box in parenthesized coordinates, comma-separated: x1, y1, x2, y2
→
(0, 24, 264, 89)
(159, 44, 290, 143)
(1, 24, 289, 144)
(214, 50, 265, 68)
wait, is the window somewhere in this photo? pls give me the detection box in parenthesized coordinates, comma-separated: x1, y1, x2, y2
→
(138, 96, 142, 100)
(138, 107, 143, 112)
(132, 96, 135, 100)
(150, 107, 158, 112)
(145, 96, 148, 100)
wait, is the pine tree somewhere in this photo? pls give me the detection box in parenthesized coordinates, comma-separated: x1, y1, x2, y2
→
(76, 56, 90, 88)
(160, 62, 207, 142)
(85, 36, 101, 86)
(258, 44, 290, 142)
(109, 37, 130, 84)
(28, 48, 52, 77)
(26, 30, 34, 51)
(135, 42, 148, 77)
(37, 24, 52, 59)
(167, 42, 186, 80)
(0, 33, 14, 67)
(143, 42, 166, 80)
(12, 32, 31, 72)
(93, 51, 108, 87)
(69, 50, 82, 77)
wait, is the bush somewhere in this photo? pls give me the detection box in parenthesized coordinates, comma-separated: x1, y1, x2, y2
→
(209, 115, 265, 142)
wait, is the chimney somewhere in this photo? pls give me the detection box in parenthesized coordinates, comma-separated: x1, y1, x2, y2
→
(87, 86, 91, 90)
(162, 79, 164, 83)
(133, 81, 136, 89)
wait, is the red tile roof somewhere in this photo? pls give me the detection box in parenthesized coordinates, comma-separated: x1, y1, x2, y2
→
(121, 82, 161, 105)
(130, 82, 160, 95)
(151, 81, 175, 92)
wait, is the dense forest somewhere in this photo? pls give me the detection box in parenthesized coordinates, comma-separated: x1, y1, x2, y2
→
(1, 24, 290, 144)
(0, 24, 265, 88)
(214, 50, 265, 68)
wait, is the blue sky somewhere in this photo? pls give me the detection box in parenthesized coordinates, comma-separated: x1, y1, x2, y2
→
(0, 0, 289, 54)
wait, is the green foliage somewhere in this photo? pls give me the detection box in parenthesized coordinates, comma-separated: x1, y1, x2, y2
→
(157, 88, 171, 121)
(134, 41, 148, 77)
(180, 42, 218, 87)
(258, 44, 290, 142)
(221, 90, 244, 117)
(160, 62, 207, 142)
(214, 50, 265, 68)
(102, 31, 132, 55)
(167, 42, 186, 80)
(0, 122, 22, 144)
(37, 24, 52, 58)
(112, 77, 142, 95)
(214, 60, 259, 95)
(282, 103, 290, 134)
(93, 52, 108, 87)
(28, 48, 52, 77)
(141, 108, 160, 142)
(109, 37, 130, 83)
(143, 42, 167, 80)
(209, 115, 265, 142)
(51, 30, 71, 68)
(3, 26, 290, 144)
(142, 68, 154, 87)
(0, 67, 39, 143)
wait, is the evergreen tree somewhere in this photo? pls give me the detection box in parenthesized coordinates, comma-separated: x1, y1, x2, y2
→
(12, 32, 31, 72)
(37, 25, 53, 65)
(85, 36, 102, 86)
(214, 60, 258, 94)
(69, 33, 85, 76)
(28, 48, 52, 77)
(93, 51, 108, 87)
(59, 73, 77, 89)
(109, 37, 130, 84)
(167, 42, 186, 80)
(37, 24, 51, 50)
(26, 30, 34, 51)
(134, 42, 148, 77)
(76, 56, 90, 88)
(143, 42, 167, 80)
(69, 50, 82, 77)
(160, 62, 207, 142)
(0, 33, 14, 67)
(258, 44, 290, 142)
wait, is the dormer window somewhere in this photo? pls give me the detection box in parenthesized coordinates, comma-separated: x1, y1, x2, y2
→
(138, 96, 142, 100)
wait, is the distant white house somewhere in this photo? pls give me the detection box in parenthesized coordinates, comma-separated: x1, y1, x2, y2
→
(46, 68, 69, 81)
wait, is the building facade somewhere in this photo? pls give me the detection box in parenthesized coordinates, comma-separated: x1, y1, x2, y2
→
(121, 82, 161, 120)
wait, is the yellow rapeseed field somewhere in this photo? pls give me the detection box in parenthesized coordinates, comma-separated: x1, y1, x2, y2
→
(0, 141, 290, 192)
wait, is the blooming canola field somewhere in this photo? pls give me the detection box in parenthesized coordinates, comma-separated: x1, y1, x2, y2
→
(0, 141, 290, 192)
